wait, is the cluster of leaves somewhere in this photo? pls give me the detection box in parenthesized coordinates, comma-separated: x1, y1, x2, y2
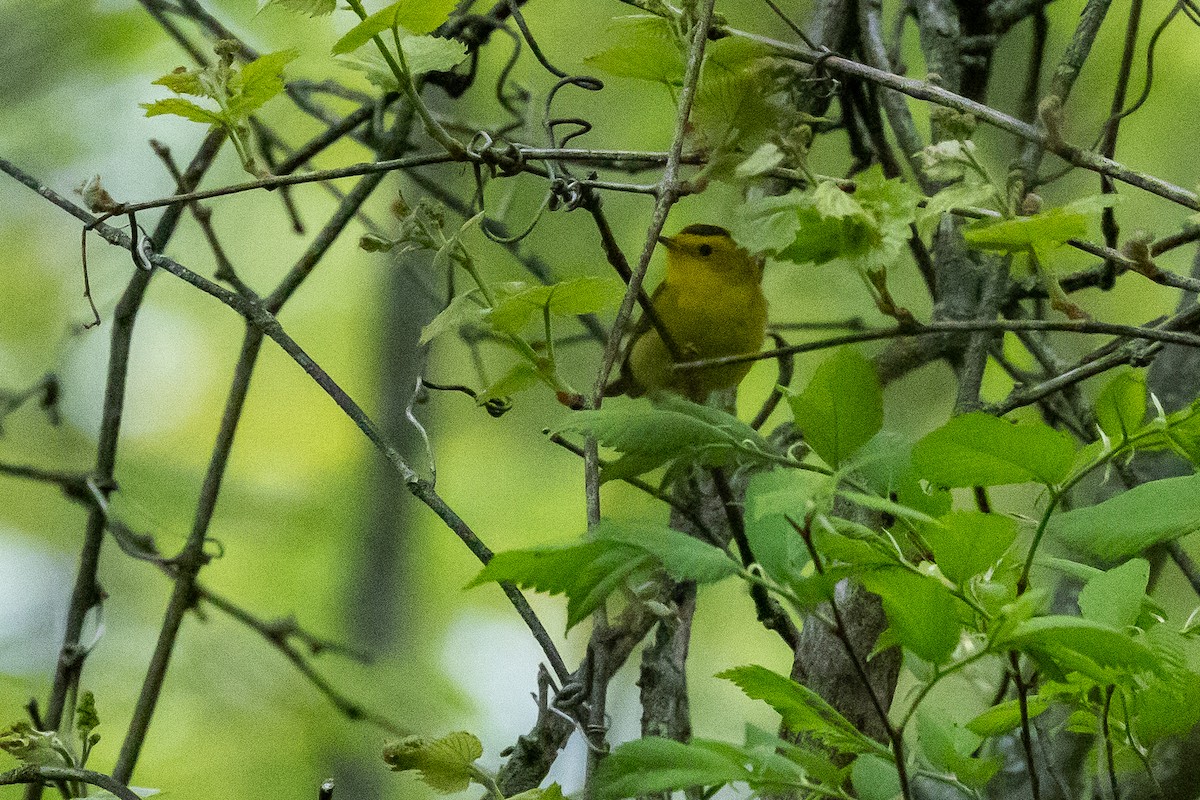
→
(0, 692, 152, 799)
(464, 346, 1200, 798)
(145, 0, 468, 176)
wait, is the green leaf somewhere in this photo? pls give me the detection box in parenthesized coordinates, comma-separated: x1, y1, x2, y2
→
(467, 540, 651, 631)
(596, 520, 738, 584)
(1078, 558, 1150, 628)
(506, 784, 566, 800)
(923, 511, 1019, 584)
(717, 665, 882, 755)
(850, 753, 901, 800)
(419, 290, 486, 345)
(914, 139, 980, 183)
(489, 277, 624, 334)
(915, 710, 999, 789)
(836, 489, 939, 526)
(735, 143, 784, 179)
(787, 348, 882, 469)
(584, 15, 684, 85)
(917, 180, 999, 237)
(475, 362, 543, 406)
(333, 0, 459, 54)
(382, 732, 483, 793)
(912, 411, 1077, 487)
(228, 49, 299, 117)
(140, 98, 225, 125)
(555, 395, 773, 482)
(0, 724, 71, 767)
(1094, 370, 1147, 442)
(258, 0, 337, 15)
(1049, 473, 1200, 561)
(150, 68, 207, 97)
(998, 616, 1162, 679)
(399, 35, 468, 76)
(594, 737, 752, 800)
(860, 568, 962, 663)
(854, 431, 952, 520)
(743, 469, 830, 585)
(963, 194, 1120, 256)
(965, 695, 1051, 736)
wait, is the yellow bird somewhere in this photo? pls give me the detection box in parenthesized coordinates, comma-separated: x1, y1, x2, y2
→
(606, 224, 767, 401)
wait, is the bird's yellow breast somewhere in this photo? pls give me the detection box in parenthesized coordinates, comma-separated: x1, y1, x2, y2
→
(626, 229, 767, 400)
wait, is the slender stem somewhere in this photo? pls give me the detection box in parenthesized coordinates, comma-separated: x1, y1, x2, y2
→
(1101, 685, 1119, 800)
(1010, 652, 1042, 800)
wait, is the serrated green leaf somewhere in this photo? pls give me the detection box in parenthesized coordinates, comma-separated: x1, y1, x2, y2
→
(1078, 558, 1149, 628)
(912, 411, 1077, 487)
(467, 539, 651, 631)
(555, 395, 772, 482)
(140, 98, 225, 125)
(419, 290, 486, 345)
(923, 511, 1019, 584)
(963, 194, 1120, 255)
(860, 567, 962, 663)
(228, 49, 298, 117)
(1049, 473, 1200, 561)
(594, 737, 753, 800)
(813, 180, 867, 219)
(333, 0, 460, 54)
(965, 696, 1051, 736)
(400, 35, 468, 76)
(258, 0, 337, 15)
(597, 520, 738, 584)
(787, 348, 882, 469)
(717, 665, 882, 755)
(151, 68, 207, 97)
(382, 732, 482, 793)
(584, 15, 684, 85)
(1095, 369, 1147, 443)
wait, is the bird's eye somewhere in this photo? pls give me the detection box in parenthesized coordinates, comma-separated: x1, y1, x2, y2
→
(698, 244, 713, 257)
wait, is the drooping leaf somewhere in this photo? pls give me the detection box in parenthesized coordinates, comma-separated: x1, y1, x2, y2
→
(1049, 473, 1200, 561)
(488, 277, 624, 334)
(382, 732, 483, 793)
(743, 469, 830, 585)
(419, 290, 486, 345)
(1094, 370, 1147, 443)
(594, 737, 753, 800)
(717, 665, 883, 755)
(912, 411, 1077, 487)
(787, 348, 882, 469)
(475, 362, 543, 406)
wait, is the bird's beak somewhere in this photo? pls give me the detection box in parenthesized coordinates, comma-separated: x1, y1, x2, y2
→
(657, 234, 676, 250)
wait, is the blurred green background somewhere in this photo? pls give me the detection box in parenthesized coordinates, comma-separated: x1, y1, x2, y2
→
(1, 1, 1198, 798)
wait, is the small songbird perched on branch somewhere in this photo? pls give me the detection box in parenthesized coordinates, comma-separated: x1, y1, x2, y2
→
(605, 224, 767, 402)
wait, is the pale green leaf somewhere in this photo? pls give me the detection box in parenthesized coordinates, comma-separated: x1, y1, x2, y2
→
(419, 290, 485, 345)
(1078, 558, 1150, 628)
(400, 35, 468, 76)
(333, 0, 459, 54)
(258, 0, 337, 16)
(596, 520, 738, 584)
(382, 732, 483, 793)
(965, 696, 1051, 737)
(228, 49, 299, 117)
(860, 567, 962, 663)
(923, 511, 1019, 584)
(584, 15, 684, 85)
(594, 737, 752, 800)
(140, 98, 224, 125)
(1095, 370, 1147, 442)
